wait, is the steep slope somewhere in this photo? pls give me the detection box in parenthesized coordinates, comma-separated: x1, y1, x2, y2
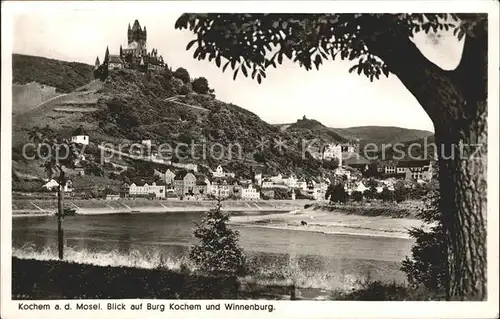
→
(13, 67, 328, 180)
(13, 54, 94, 93)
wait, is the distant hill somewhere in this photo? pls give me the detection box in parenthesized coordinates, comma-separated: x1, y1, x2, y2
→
(284, 117, 348, 145)
(330, 126, 434, 148)
(12, 54, 94, 93)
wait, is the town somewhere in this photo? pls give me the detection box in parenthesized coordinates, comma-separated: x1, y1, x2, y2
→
(29, 126, 435, 203)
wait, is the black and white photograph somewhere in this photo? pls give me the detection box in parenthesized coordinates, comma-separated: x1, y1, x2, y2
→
(1, 1, 499, 318)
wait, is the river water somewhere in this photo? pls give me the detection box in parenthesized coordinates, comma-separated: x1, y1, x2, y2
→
(12, 211, 414, 289)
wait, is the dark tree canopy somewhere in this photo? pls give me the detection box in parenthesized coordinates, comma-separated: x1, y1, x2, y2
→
(173, 67, 191, 83)
(192, 76, 210, 94)
(175, 12, 490, 301)
(175, 14, 484, 84)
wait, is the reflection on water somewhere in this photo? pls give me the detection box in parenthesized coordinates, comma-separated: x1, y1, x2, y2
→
(12, 211, 414, 285)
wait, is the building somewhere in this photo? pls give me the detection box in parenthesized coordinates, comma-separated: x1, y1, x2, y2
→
(254, 173, 263, 187)
(71, 126, 89, 145)
(43, 179, 73, 193)
(96, 20, 165, 73)
(385, 166, 396, 174)
(195, 174, 210, 197)
(106, 194, 120, 200)
(270, 173, 283, 184)
(154, 168, 175, 186)
(212, 165, 235, 178)
(129, 182, 165, 198)
(261, 178, 273, 189)
(241, 183, 260, 200)
(174, 171, 197, 196)
(108, 54, 124, 69)
(120, 183, 130, 198)
(282, 175, 297, 188)
(323, 144, 343, 166)
(210, 177, 231, 198)
(296, 179, 307, 191)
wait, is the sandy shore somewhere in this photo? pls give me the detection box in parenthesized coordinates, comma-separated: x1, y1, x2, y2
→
(229, 209, 427, 239)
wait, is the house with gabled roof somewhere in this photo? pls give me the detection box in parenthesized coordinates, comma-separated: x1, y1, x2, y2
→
(71, 126, 89, 145)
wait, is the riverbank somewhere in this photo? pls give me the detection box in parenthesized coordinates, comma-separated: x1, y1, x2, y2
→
(12, 199, 313, 217)
(229, 207, 427, 239)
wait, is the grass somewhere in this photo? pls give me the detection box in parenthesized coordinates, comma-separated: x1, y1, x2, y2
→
(12, 246, 441, 300)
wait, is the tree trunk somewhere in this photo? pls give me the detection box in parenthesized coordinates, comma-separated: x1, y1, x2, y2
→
(57, 173, 65, 260)
(367, 16, 488, 300)
(434, 106, 487, 300)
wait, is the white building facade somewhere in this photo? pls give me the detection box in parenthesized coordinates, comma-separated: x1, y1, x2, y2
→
(129, 182, 165, 198)
(242, 184, 260, 200)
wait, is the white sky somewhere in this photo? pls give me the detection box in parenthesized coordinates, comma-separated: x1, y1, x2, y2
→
(11, 6, 466, 132)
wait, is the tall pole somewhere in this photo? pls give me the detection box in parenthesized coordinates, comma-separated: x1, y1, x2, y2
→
(57, 174, 65, 260)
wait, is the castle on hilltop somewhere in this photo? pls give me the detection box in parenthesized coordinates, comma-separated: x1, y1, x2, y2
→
(95, 19, 165, 73)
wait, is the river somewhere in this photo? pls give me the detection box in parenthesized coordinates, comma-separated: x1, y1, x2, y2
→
(12, 211, 414, 290)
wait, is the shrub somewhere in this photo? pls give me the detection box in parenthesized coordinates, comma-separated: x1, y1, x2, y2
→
(192, 77, 210, 94)
(189, 200, 247, 277)
(351, 190, 363, 202)
(179, 83, 192, 95)
(400, 186, 447, 295)
(326, 183, 347, 203)
(173, 67, 190, 84)
(380, 187, 395, 202)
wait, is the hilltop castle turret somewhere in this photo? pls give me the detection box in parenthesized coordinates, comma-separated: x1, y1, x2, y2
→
(94, 19, 165, 75)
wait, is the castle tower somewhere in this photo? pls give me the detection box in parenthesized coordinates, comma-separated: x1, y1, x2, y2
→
(104, 46, 110, 63)
(94, 56, 100, 70)
(127, 23, 132, 44)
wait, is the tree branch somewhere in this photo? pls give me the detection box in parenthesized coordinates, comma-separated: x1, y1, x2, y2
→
(453, 15, 487, 102)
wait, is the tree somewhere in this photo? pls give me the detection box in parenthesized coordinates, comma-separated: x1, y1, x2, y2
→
(175, 13, 488, 300)
(192, 76, 210, 94)
(173, 67, 191, 84)
(322, 157, 339, 170)
(189, 199, 247, 276)
(380, 187, 395, 202)
(325, 183, 347, 203)
(401, 186, 447, 296)
(351, 190, 363, 202)
(27, 126, 79, 260)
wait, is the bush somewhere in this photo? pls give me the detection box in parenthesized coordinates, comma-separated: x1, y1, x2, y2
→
(173, 67, 190, 84)
(179, 83, 192, 95)
(326, 183, 347, 203)
(400, 186, 447, 294)
(189, 200, 247, 277)
(192, 77, 210, 94)
(380, 187, 395, 202)
(351, 191, 363, 202)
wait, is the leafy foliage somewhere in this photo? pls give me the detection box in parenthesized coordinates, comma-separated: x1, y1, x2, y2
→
(173, 67, 191, 84)
(401, 186, 447, 294)
(325, 183, 347, 203)
(13, 54, 94, 93)
(175, 14, 472, 83)
(192, 77, 210, 94)
(189, 200, 247, 277)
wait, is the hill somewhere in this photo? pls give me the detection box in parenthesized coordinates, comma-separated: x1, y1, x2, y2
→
(330, 126, 433, 148)
(12, 62, 332, 182)
(284, 117, 348, 146)
(12, 54, 94, 93)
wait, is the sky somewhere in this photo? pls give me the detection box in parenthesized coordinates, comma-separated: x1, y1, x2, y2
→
(10, 6, 466, 133)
